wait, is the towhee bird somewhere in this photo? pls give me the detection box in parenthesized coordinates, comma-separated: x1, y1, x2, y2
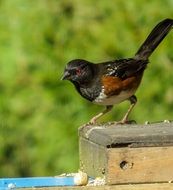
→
(62, 18, 173, 124)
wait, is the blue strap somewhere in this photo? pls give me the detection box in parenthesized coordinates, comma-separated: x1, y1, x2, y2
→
(0, 177, 75, 189)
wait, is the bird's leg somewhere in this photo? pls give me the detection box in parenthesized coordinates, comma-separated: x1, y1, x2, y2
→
(119, 95, 137, 124)
(89, 105, 113, 125)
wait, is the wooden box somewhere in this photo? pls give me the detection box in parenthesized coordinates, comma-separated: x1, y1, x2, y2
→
(79, 122, 173, 185)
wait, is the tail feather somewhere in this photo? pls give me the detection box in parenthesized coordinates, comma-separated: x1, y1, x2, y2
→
(134, 18, 173, 60)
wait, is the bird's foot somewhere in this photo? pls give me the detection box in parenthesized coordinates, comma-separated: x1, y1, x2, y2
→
(86, 116, 103, 126)
(87, 118, 97, 126)
(79, 119, 99, 132)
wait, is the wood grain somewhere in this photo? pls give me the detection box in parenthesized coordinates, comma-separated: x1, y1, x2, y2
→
(79, 122, 173, 147)
(79, 137, 107, 178)
(79, 122, 173, 184)
(20, 183, 173, 190)
(107, 146, 173, 184)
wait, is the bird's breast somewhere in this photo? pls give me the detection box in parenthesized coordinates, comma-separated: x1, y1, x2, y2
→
(78, 85, 102, 102)
(93, 88, 136, 105)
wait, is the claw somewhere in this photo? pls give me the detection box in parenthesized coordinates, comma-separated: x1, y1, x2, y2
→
(88, 119, 97, 125)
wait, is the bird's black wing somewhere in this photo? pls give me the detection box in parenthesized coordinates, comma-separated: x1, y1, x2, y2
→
(102, 58, 148, 79)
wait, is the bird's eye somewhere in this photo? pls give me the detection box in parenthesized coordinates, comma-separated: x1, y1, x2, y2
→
(76, 68, 81, 75)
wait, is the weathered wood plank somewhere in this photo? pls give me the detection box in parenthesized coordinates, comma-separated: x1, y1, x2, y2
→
(79, 122, 173, 147)
(79, 122, 173, 184)
(107, 146, 173, 184)
(79, 137, 173, 184)
(79, 137, 106, 178)
(19, 183, 173, 190)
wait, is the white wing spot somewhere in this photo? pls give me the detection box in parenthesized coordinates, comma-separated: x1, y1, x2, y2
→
(106, 65, 118, 76)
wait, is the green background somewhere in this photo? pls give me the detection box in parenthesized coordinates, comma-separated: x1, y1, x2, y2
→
(0, 0, 173, 177)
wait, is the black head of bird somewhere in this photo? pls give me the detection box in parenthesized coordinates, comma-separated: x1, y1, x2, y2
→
(61, 59, 95, 85)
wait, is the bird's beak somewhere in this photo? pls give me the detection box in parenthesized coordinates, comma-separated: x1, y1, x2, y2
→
(61, 71, 70, 80)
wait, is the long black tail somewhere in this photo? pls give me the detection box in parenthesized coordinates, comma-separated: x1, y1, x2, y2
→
(134, 18, 173, 60)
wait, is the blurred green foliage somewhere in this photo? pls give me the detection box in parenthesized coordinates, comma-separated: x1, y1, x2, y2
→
(0, 0, 173, 177)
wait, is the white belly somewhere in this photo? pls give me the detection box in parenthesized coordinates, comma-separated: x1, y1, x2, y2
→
(93, 90, 135, 105)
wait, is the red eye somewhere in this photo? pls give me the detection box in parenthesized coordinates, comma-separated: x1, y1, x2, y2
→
(76, 68, 81, 75)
